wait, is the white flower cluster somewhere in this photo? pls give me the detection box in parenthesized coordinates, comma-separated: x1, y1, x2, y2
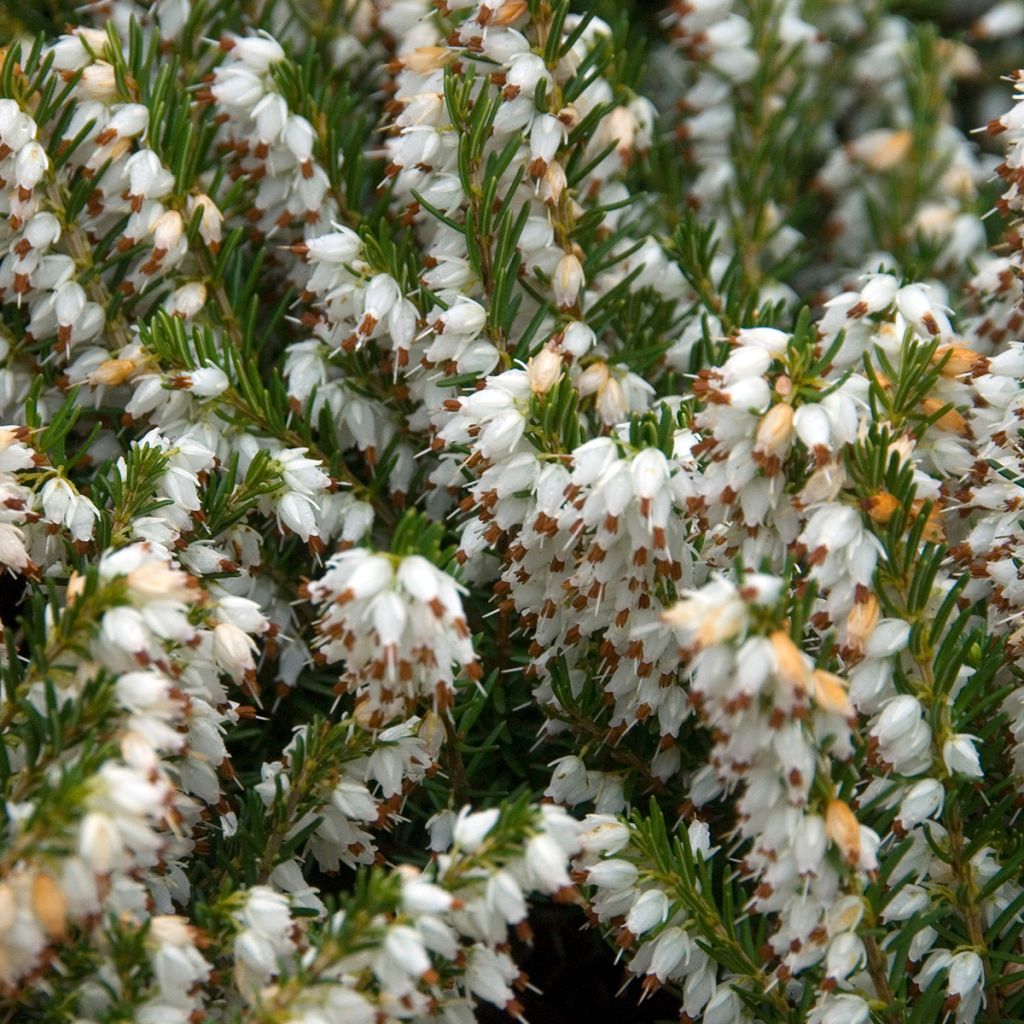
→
(0, 542, 267, 987)
(307, 549, 479, 724)
(1, 0, 1024, 1021)
(225, 803, 583, 1022)
(256, 715, 442, 877)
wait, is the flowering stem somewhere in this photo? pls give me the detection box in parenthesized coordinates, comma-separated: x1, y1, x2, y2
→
(645, 862, 795, 1018)
(948, 798, 1001, 1023)
(872, 536, 1001, 1020)
(863, 934, 897, 1016)
(441, 709, 470, 808)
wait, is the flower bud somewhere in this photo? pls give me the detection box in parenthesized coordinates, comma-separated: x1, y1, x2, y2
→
(527, 347, 562, 394)
(77, 62, 118, 101)
(89, 358, 138, 387)
(845, 595, 879, 653)
(541, 161, 567, 204)
(31, 873, 67, 940)
(825, 799, 861, 864)
(754, 402, 794, 458)
(553, 252, 584, 309)
(399, 46, 454, 73)
(152, 210, 184, 252)
(812, 669, 852, 717)
(770, 629, 809, 694)
(166, 282, 208, 319)
(849, 128, 912, 171)
(188, 194, 223, 249)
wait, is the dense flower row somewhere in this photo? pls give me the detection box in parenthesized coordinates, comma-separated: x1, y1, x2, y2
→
(0, 0, 1022, 1021)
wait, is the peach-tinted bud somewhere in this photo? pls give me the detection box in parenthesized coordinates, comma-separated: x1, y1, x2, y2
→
(89, 358, 138, 387)
(493, 0, 527, 24)
(812, 669, 853, 717)
(770, 630, 809, 693)
(932, 345, 985, 378)
(400, 46, 454, 73)
(849, 129, 912, 172)
(920, 398, 968, 436)
(845, 594, 879, 653)
(31, 872, 67, 939)
(863, 491, 901, 525)
(825, 799, 861, 864)
(66, 570, 85, 602)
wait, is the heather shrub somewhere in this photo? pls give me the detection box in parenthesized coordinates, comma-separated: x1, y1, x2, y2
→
(0, 1, 1023, 1021)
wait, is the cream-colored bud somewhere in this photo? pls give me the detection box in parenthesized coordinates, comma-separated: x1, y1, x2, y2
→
(188, 193, 223, 247)
(152, 210, 184, 252)
(541, 161, 567, 205)
(576, 361, 609, 397)
(77, 62, 118, 101)
(527, 347, 562, 395)
(755, 403, 794, 457)
(553, 252, 584, 309)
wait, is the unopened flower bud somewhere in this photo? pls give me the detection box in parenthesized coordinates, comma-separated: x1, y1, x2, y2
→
(770, 629, 809, 693)
(849, 128, 912, 171)
(400, 46, 454, 73)
(166, 282, 208, 319)
(845, 595, 879, 653)
(541, 161, 567, 204)
(812, 669, 852, 716)
(77, 62, 118, 101)
(825, 798, 861, 864)
(553, 252, 584, 309)
(89, 358, 138, 387)
(152, 210, 184, 252)
(31, 872, 67, 940)
(527, 347, 562, 394)
(188, 194, 223, 249)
